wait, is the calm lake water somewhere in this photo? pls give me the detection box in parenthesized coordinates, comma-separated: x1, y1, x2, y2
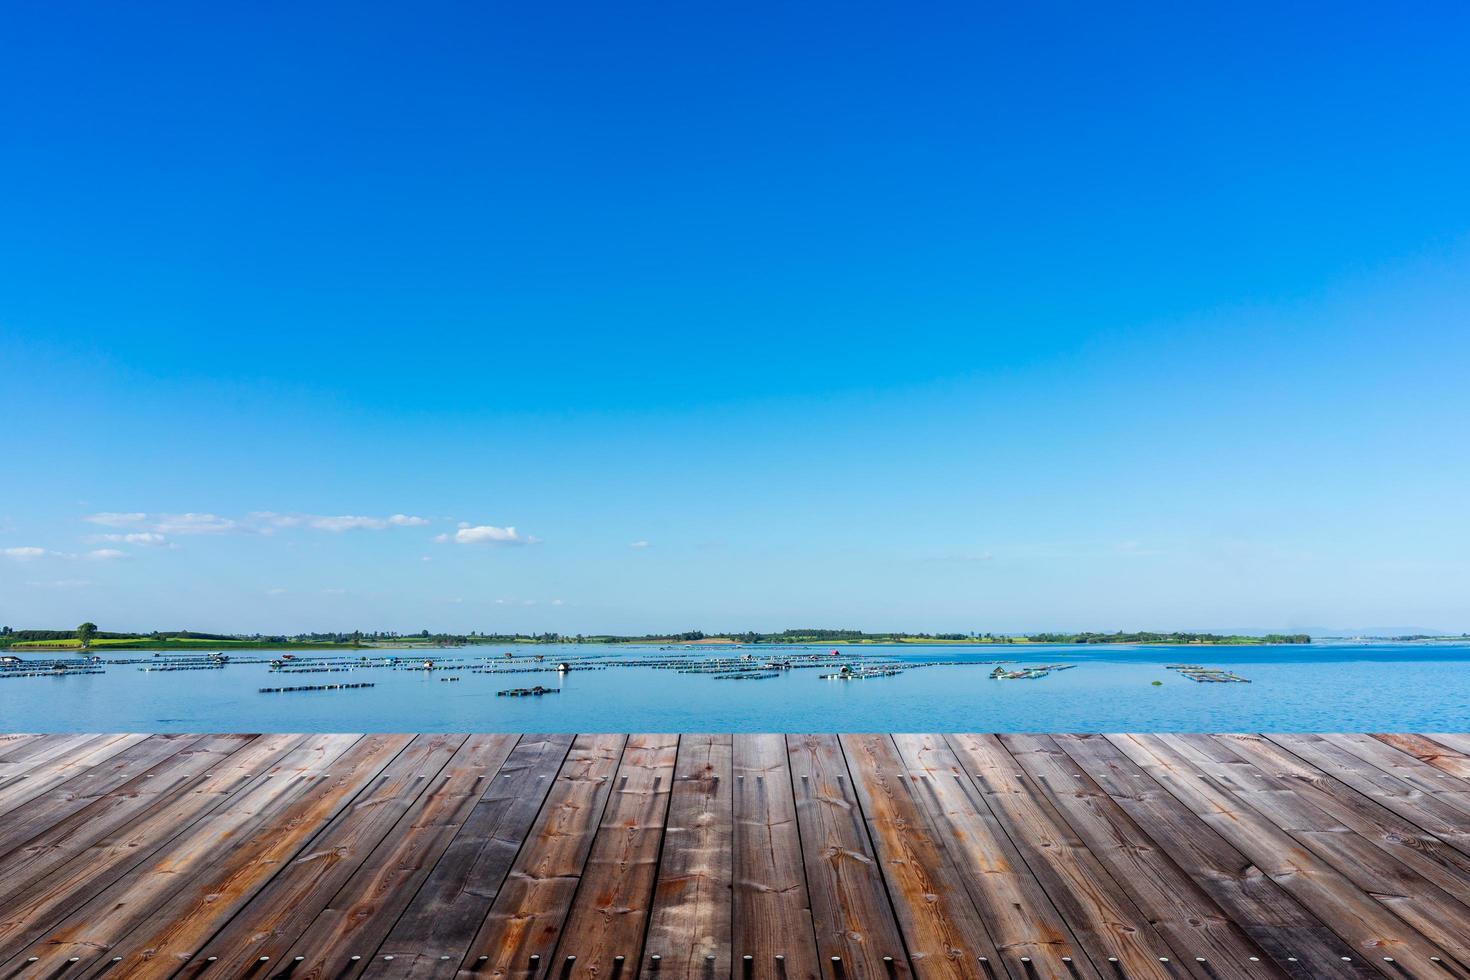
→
(2, 642, 1468, 732)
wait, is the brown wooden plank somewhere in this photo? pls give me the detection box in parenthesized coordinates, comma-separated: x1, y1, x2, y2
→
(0, 733, 96, 777)
(787, 733, 909, 980)
(841, 734, 999, 980)
(178, 733, 468, 976)
(0, 733, 149, 817)
(944, 734, 1178, 980)
(643, 734, 734, 980)
(1265, 734, 1470, 854)
(0, 733, 369, 975)
(1212, 734, 1470, 901)
(456, 734, 628, 980)
(270, 735, 521, 980)
(1054, 734, 1375, 980)
(1108, 734, 1459, 972)
(1001, 733, 1282, 979)
(1371, 734, 1470, 780)
(892, 733, 1096, 980)
(550, 733, 677, 980)
(731, 734, 821, 980)
(1159, 734, 1470, 969)
(0, 732, 206, 861)
(83, 732, 416, 979)
(1315, 734, 1470, 806)
(361, 734, 576, 980)
(0, 734, 299, 958)
(1424, 733, 1470, 760)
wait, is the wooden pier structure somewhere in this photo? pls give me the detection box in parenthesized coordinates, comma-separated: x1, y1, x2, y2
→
(2, 733, 1470, 979)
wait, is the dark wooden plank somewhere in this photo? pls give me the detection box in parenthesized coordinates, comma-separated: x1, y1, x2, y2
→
(0, 733, 370, 975)
(0, 733, 300, 958)
(1159, 734, 1470, 969)
(1212, 734, 1470, 901)
(0, 732, 208, 862)
(842, 734, 1001, 980)
(1315, 734, 1470, 806)
(0, 733, 97, 778)
(1001, 734, 1282, 979)
(787, 733, 909, 980)
(643, 734, 734, 980)
(0, 733, 149, 817)
(1108, 734, 1459, 972)
(362, 734, 576, 979)
(550, 733, 677, 980)
(83, 733, 415, 979)
(1054, 735, 1374, 980)
(181, 733, 468, 976)
(944, 734, 1178, 980)
(731, 734, 821, 980)
(456, 734, 628, 980)
(892, 733, 1096, 980)
(1265, 734, 1470, 853)
(272, 735, 521, 980)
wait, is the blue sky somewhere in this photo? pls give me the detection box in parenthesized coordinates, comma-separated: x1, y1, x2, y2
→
(3, 2, 1468, 634)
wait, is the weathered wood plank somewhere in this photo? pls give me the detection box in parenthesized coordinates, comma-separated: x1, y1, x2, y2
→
(184, 733, 468, 976)
(1108, 734, 1458, 971)
(787, 733, 909, 980)
(1315, 734, 1470, 806)
(456, 734, 628, 980)
(1054, 734, 1374, 980)
(892, 733, 1095, 980)
(0, 732, 206, 862)
(363, 733, 575, 980)
(81, 733, 414, 979)
(1158, 734, 1470, 969)
(2, 732, 366, 972)
(1371, 734, 1470, 780)
(1265, 734, 1470, 853)
(550, 733, 678, 980)
(731, 734, 820, 980)
(1212, 734, 1470, 901)
(0, 733, 149, 818)
(275, 735, 522, 980)
(1001, 733, 1281, 979)
(945, 734, 1178, 980)
(841, 734, 996, 980)
(643, 734, 734, 980)
(0, 734, 300, 958)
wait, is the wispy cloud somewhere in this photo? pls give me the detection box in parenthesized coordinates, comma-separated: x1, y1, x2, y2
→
(251, 512, 430, 532)
(90, 532, 170, 546)
(85, 511, 430, 535)
(435, 523, 537, 545)
(85, 512, 240, 534)
(85, 548, 127, 561)
(24, 578, 92, 589)
(3, 546, 51, 561)
(629, 540, 650, 549)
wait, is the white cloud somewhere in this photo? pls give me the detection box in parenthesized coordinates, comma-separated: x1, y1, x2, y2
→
(86, 512, 240, 535)
(3, 546, 49, 560)
(91, 532, 169, 546)
(89, 511, 430, 536)
(85, 549, 127, 561)
(322, 588, 347, 595)
(24, 578, 92, 589)
(551, 598, 565, 606)
(445, 525, 531, 545)
(629, 540, 650, 549)
(265, 587, 288, 596)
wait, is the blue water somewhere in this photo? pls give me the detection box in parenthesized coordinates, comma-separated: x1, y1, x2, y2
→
(2, 643, 1468, 732)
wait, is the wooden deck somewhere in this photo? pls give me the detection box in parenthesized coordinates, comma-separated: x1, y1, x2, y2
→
(1, 735, 1469, 980)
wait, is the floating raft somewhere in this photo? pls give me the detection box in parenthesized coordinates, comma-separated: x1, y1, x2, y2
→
(497, 685, 560, 697)
(257, 682, 376, 694)
(1166, 664, 1252, 683)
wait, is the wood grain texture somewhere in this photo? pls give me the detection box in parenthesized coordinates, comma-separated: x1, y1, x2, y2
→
(0, 732, 1467, 980)
(732, 734, 821, 980)
(787, 733, 909, 980)
(644, 734, 734, 980)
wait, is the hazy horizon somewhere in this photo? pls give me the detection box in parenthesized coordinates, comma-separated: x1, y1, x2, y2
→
(4, 3, 1468, 633)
